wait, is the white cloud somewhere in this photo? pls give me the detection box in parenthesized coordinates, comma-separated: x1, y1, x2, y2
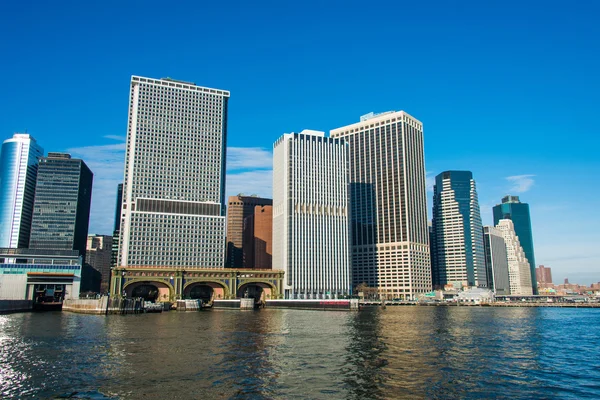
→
(64, 141, 274, 234)
(226, 170, 273, 199)
(505, 174, 535, 193)
(227, 147, 272, 171)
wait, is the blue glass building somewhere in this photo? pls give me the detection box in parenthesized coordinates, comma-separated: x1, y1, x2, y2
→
(0, 134, 44, 248)
(493, 195, 537, 294)
(431, 171, 487, 288)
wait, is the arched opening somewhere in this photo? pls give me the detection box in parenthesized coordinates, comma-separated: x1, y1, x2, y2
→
(131, 284, 159, 301)
(237, 283, 273, 303)
(189, 285, 213, 303)
(183, 282, 226, 304)
(125, 281, 171, 302)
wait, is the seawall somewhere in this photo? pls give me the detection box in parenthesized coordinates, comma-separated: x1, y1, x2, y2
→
(0, 300, 33, 314)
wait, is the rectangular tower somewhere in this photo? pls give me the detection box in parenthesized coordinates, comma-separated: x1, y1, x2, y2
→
(118, 76, 229, 269)
(86, 234, 113, 293)
(29, 153, 93, 260)
(273, 130, 351, 299)
(330, 111, 431, 300)
(0, 134, 44, 248)
(226, 195, 272, 268)
(243, 205, 273, 269)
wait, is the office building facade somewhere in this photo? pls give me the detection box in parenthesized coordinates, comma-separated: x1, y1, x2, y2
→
(86, 234, 113, 293)
(118, 76, 229, 268)
(483, 225, 510, 295)
(330, 111, 430, 299)
(0, 134, 44, 248)
(273, 130, 351, 299)
(431, 171, 486, 288)
(493, 195, 537, 294)
(536, 265, 553, 286)
(496, 219, 533, 295)
(243, 205, 273, 269)
(29, 153, 93, 260)
(110, 183, 123, 270)
(226, 195, 272, 268)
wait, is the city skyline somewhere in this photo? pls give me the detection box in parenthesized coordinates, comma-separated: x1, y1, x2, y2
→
(0, 1, 598, 284)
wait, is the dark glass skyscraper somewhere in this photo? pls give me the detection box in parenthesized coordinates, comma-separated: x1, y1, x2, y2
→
(431, 171, 486, 288)
(29, 153, 93, 261)
(493, 195, 537, 294)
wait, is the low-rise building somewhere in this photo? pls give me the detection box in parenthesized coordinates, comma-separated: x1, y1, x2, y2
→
(0, 248, 82, 304)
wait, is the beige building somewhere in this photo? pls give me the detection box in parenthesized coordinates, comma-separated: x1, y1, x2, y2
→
(330, 111, 431, 300)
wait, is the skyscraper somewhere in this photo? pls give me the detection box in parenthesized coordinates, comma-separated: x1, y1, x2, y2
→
(483, 225, 510, 295)
(29, 152, 93, 260)
(493, 195, 537, 294)
(0, 134, 44, 248)
(496, 219, 533, 295)
(431, 171, 486, 288)
(118, 76, 229, 269)
(225, 195, 272, 269)
(330, 111, 430, 300)
(273, 130, 351, 299)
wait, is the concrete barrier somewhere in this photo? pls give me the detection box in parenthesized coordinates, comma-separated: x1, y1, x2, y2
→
(0, 300, 33, 314)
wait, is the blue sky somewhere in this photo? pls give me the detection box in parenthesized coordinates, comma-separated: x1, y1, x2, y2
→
(1, 0, 598, 284)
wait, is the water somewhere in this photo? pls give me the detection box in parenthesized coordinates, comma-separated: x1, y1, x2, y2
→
(1, 307, 599, 399)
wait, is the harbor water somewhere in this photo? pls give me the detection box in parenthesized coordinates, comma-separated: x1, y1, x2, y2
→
(1, 307, 599, 399)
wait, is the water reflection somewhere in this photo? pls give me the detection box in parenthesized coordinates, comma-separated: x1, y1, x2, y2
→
(0, 307, 598, 399)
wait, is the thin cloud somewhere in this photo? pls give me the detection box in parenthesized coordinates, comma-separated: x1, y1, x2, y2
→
(104, 135, 126, 141)
(227, 147, 272, 171)
(506, 174, 535, 193)
(425, 171, 435, 193)
(226, 170, 273, 199)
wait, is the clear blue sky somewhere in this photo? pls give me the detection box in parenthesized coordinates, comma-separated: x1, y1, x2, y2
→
(1, 0, 598, 284)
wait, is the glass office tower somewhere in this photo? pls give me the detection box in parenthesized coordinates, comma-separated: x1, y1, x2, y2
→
(0, 134, 44, 248)
(493, 195, 537, 294)
(431, 171, 486, 288)
(29, 152, 93, 261)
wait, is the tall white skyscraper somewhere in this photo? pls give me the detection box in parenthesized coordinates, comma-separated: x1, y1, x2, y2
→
(330, 111, 431, 300)
(431, 171, 486, 288)
(273, 130, 351, 299)
(496, 219, 533, 295)
(0, 134, 44, 248)
(118, 76, 229, 268)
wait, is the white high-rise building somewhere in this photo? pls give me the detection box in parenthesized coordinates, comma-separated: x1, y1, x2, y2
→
(496, 219, 533, 295)
(330, 111, 431, 300)
(273, 130, 351, 299)
(431, 171, 486, 288)
(118, 76, 229, 268)
(0, 134, 44, 248)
